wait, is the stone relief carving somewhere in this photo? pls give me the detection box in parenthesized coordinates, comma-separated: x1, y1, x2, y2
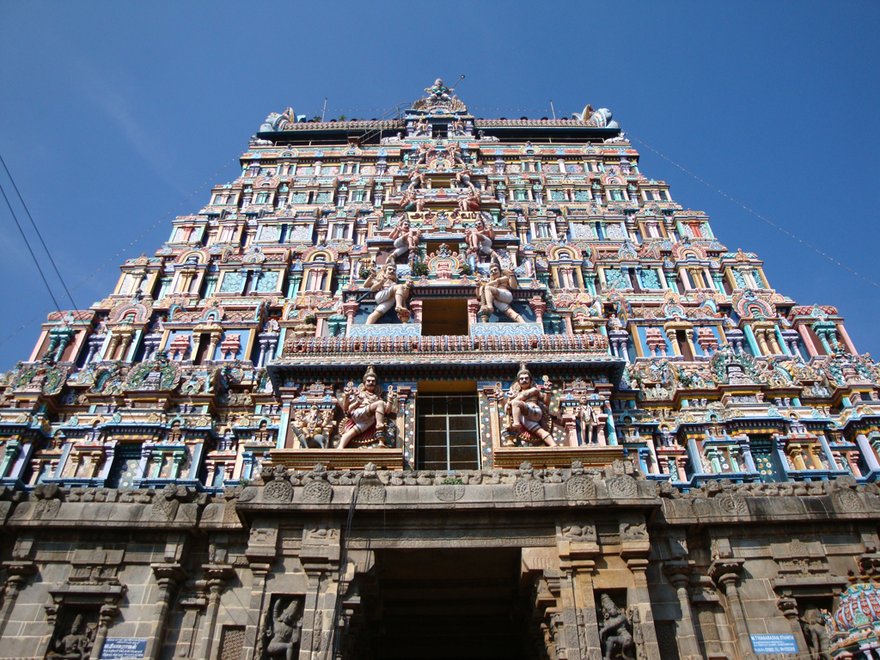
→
(264, 597, 303, 660)
(598, 593, 635, 660)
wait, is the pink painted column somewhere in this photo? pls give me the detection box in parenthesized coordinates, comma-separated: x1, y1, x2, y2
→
(798, 325, 819, 357)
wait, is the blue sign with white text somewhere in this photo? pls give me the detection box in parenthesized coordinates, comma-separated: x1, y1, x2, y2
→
(100, 638, 147, 659)
(751, 634, 798, 654)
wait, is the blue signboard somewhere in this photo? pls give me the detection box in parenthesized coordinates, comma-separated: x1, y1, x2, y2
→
(101, 638, 147, 659)
(751, 634, 798, 654)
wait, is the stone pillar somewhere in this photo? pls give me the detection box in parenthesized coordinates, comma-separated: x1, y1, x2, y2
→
(621, 517, 661, 660)
(90, 603, 120, 660)
(709, 558, 753, 659)
(242, 523, 278, 660)
(0, 560, 36, 638)
(557, 525, 602, 658)
(777, 595, 809, 657)
(192, 563, 235, 660)
(663, 561, 701, 660)
(145, 563, 185, 660)
(299, 523, 342, 659)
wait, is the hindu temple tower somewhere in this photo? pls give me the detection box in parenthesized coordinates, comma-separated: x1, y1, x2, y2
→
(1, 80, 880, 659)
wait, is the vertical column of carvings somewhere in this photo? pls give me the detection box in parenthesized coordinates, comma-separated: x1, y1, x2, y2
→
(190, 562, 235, 660)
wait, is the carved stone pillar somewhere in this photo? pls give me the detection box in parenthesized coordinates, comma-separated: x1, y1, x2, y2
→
(242, 523, 278, 660)
(145, 563, 185, 660)
(557, 525, 602, 658)
(0, 560, 36, 637)
(709, 558, 753, 659)
(90, 603, 120, 660)
(776, 595, 809, 657)
(192, 563, 235, 660)
(663, 561, 702, 660)
(298, 523, 342, 659)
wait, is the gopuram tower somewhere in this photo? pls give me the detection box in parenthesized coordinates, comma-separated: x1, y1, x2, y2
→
(2, 80, 880, 659)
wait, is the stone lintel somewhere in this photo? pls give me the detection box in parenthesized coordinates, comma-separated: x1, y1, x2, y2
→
(493, 446, 625, 469)
(269, 448, 404, 470)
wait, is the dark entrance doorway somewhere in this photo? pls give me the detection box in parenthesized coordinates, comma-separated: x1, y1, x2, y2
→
(351, 548, 529, 659)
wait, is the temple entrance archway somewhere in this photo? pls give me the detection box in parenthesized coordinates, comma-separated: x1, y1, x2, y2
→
(351, 547, 532, 659)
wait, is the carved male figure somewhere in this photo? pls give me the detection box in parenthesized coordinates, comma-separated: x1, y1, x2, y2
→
(364, 261, 412, 324)
(389, 219, 421, 262)
(337, 366, 395, 448)
(478, 263, 523, 323)
(466, 217, 494, 260)
(505, 365, 555, 446)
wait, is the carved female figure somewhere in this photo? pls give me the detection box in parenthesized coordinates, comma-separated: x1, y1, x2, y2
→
(265, 598, 301, 660)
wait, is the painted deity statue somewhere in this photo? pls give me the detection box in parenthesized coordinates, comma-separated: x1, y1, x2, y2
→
(389, 219, 421, 262)
(337, 366, 397, 448)
(598, 594, 635, 660)
(466, 217, 494, 260)
(504, 365, 555, 446)
(364, 261, 412, 324)
(478, 263, 524, 323)
(265, 599, 301, 660)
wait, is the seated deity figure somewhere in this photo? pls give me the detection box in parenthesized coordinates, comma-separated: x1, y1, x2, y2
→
(265, 599, 301, 660)
(337, 366, 395, 448)
(504, 365, 555, 446)
(389, 219, 421, 262)
(466, 217, 495, 260)
(49, 614, 93, 659)
(364, 261, 413, 324)
(477, 263, 524, 323)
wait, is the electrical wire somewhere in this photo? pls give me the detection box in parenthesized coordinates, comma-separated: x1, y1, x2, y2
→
(627, 132, 880, 291)
(0, 178, 64, 316)
(0, 152, 79, 310)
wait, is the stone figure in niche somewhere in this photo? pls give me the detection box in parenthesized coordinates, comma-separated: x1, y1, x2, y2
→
(478, 263, 524, 323)
(48, 614, 94, 659)
(337, 366, 397, 448)
(800, 608, 831, 660)
(466, 217, 495, 260)
(264, 597, 302, 660)
(599, 594, 635, 660)
(291, 404, 336, 449)
(455, 165, 477, 193)
(504, 364, 555, 446)
(389, 219, 421, 262)
(364, 261, 412, 324)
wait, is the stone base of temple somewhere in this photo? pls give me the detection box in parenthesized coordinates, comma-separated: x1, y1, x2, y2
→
(268, 447, 406, 470)
(492, 445, 625, 469)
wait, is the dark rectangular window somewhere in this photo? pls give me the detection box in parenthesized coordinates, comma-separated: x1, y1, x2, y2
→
(416, 394, 480, 471)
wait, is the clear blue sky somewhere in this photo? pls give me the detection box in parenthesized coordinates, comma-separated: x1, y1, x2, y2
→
(1, 1, 878, 370)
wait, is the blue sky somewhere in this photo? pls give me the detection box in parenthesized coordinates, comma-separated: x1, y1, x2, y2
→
(1, 1, 878, 369)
